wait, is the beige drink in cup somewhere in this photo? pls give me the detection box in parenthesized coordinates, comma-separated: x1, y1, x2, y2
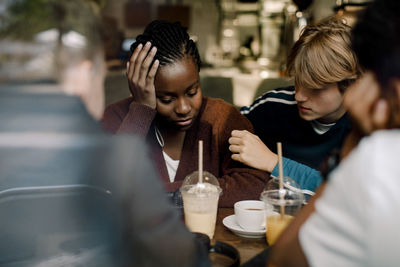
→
(180, 171, 222, 239)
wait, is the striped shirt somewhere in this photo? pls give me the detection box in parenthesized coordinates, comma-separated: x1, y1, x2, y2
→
(241, 88, 297, 115)
(241, 86, 351, 171)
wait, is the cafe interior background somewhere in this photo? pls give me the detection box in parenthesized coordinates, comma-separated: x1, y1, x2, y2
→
(100, 0, 369, 109)
(0, 0, 372, 264)
(0, 0, 369, 108)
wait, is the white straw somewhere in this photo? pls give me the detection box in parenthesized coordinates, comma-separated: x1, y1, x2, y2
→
(198, 140, 203, 183)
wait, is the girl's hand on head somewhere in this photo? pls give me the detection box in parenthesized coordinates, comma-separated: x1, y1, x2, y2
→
(126, 41, 160, 109)
(344, 71, 390, 135)
(228, 130, 278, 172)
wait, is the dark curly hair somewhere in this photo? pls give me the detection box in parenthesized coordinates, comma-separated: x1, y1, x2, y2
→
(130, 20, 201, 71)
(352, 0, 400, 89)
(352, 0, 400, 128)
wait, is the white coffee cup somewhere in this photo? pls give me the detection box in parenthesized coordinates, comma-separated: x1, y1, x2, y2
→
(234, 200, 265, 231)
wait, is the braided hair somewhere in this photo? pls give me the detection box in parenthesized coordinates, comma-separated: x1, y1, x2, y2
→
(130, 20, 201, 71)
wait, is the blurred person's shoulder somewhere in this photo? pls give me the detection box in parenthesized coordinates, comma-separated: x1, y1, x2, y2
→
(331, 129, 400, 188)
(356, 129, 400, 157)
(0, 83, 103, 133)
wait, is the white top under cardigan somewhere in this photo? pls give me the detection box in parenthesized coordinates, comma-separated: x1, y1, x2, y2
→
(163, 151, 179, 183)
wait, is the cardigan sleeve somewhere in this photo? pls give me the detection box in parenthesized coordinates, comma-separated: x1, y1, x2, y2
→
(101, 98, 157, 136)
(215, 106, 271, 207)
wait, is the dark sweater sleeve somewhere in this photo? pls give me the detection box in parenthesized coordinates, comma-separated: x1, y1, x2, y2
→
(101, 98, 157, 136)
(216, 106, 271, 207)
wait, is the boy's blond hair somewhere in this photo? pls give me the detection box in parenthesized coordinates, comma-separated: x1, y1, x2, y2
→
(287, 17, 360, 92)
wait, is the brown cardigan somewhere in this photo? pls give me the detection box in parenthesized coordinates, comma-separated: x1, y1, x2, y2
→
(101, 96, 270, 207)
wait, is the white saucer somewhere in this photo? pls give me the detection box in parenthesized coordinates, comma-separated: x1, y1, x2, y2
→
(222, 215, 265, 239)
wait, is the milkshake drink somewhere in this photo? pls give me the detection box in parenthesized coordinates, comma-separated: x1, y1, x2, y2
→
(180, 171, 222, 239)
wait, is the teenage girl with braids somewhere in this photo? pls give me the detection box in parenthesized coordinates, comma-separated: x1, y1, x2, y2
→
(101, 20, 270, 207)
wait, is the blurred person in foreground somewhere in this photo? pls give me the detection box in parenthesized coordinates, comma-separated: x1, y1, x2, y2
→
(268, 0, 400, 266)
(229, 17, 360, 194)
(0, 1, 209, 266)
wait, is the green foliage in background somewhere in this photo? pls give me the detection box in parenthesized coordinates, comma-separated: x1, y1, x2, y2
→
(0, 0, 105, 40)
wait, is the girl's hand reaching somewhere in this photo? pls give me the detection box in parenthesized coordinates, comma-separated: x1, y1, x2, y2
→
(229, 130, 278, 172)
(126, 41, 160, 109)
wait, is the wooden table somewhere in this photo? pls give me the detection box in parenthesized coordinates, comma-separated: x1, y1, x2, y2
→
(211, 208, 268, 265)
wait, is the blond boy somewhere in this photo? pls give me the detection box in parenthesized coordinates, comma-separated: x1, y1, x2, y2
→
(229, 17, 360, 192)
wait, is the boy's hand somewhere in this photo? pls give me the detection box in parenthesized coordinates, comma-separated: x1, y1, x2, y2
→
(229, 130, 278, 172)
(126, 41, 160, 109)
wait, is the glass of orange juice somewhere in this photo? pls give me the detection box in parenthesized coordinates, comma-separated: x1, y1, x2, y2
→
(260, 178, 303, 245)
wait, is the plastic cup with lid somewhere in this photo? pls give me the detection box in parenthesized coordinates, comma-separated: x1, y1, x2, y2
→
(180, 171, 222, 239)
(260, 176, 304, 245)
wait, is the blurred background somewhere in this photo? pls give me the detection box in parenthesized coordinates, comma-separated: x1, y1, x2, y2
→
(0, 0, 371, 108)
